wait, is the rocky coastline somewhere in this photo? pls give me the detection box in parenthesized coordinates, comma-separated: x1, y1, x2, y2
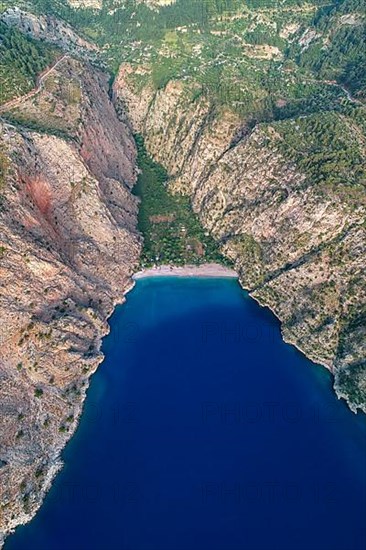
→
(0, 5, 365, 545)
(0, 54, 141, 543)
(114, 63, 366, 415)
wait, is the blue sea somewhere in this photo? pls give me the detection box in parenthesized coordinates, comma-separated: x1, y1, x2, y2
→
(6, 277, 366, 550)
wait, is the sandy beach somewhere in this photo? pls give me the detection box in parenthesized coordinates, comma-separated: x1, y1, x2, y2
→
(133, 263, 238, 280)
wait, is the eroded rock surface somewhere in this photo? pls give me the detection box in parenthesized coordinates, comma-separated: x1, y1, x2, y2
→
(0, 8, 97, 55)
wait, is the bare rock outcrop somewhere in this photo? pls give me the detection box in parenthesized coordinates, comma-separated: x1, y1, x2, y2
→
(0, 8, 97, 55)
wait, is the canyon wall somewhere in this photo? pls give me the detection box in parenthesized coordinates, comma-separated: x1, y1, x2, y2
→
(0, 59, 141, 542)
(0, 7, 365, 542)
(114, 66, 366, 412)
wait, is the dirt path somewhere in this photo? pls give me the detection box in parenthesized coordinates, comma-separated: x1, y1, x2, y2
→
(302, 76, 364, 107)
(0, 54, 68, 113)
(324, 79, 364, 106)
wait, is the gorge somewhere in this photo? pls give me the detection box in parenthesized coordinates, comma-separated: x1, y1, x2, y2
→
(114, 65, 366, 412)
(0, 0, 365, 545)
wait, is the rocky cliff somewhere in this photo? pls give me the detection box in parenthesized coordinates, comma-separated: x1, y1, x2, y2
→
(114, 66, 366, 412)
(1, 8, 97, 56)
(1, 3, 365, 542)
(0, 58, 140, 543)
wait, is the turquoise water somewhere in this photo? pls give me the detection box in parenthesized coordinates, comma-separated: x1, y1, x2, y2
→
(7, 277, 366, 550)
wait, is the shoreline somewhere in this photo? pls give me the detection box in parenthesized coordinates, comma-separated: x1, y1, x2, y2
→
(131, 266, 364, 414)
(3, 263, 363, 546)
(133, 263, 238, 280)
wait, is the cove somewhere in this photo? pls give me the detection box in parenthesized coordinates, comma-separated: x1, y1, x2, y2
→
(6, 277, 366, 550)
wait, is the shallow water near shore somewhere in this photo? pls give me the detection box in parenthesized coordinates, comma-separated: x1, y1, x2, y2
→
(7, 277, 366, 550)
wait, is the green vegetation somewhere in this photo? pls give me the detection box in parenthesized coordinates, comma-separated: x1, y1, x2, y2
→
(0, 21, 58, 104)
(229, 234, 265, 287)
(134, 135, 229, 267)
(0, 145, 9, 190)
(337, 362, 366, 407)
(4, 0, 361, 127)
(271, 109, 366, 203)
(1, 0, 365, 265)
(1, 112, 74, 141)
(28, 0, 364, 118)
(294, 0, 366, 99)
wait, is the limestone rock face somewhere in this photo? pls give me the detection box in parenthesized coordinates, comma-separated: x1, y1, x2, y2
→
(114, 64, 366, 412)
(0, 8, 97, 54)
(0, 60, 140, 542)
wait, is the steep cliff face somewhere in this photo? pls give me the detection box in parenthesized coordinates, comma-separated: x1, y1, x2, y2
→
(0, 59, 140, 542)
(0, 3, 365, 541)
(0, 8, 97, 55)
(114, 65, 366, 412)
